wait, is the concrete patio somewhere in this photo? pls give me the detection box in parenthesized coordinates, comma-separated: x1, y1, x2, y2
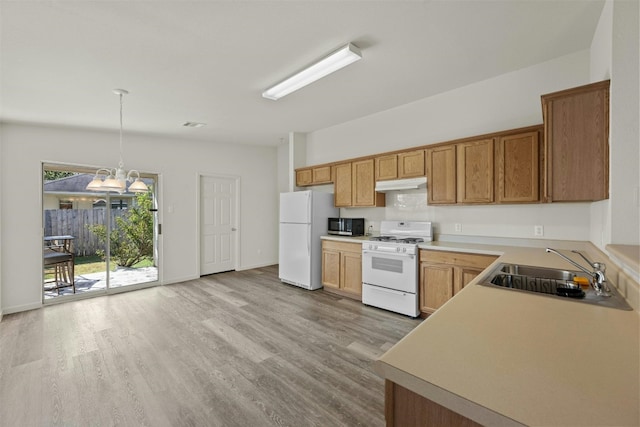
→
(44, 266, 159, 299)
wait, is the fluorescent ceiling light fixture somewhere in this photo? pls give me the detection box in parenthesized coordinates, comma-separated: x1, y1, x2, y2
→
(262, 43, 362, 100)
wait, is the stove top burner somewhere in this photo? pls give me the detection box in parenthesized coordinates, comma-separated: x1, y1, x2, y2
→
(369, 236, 425, 244)
(399, 237, 425, 244)
(370, 235, 395, 242)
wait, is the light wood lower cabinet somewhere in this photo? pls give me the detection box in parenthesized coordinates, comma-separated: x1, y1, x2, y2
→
(385, 380, 482, 427)
(322, 240, 362, 300)
(419, 250, 497, 316)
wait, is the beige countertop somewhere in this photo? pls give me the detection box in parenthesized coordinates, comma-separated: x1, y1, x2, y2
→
(321, 234, 370, 242)
(374, 242, 640, 426)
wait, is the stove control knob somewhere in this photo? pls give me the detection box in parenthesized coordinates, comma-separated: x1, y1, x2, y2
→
(402, 247, 407, 253)
(396, 247, 400, 253)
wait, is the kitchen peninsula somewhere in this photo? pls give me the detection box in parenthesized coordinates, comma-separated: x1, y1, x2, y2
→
(375, 241, 639, 426)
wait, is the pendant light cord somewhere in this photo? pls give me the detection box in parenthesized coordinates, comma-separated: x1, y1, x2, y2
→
(118, 92, 124, 169)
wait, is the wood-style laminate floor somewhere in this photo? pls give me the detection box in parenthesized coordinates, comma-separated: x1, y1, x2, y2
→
(0, 265, 421, 426)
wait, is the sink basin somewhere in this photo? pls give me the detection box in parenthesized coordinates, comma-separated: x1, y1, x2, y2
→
(498, 264, 577, 281)
(479, 263, 633, 311)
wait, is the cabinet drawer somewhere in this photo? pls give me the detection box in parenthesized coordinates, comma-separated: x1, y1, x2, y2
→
(419, 250, 497, 269)
(323, 240, 362, 253)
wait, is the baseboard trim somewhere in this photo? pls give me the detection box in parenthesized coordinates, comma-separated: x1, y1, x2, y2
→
(2, 301, 43, 316)
(162, 275, 199, 285)
(237, 262, 277, 271)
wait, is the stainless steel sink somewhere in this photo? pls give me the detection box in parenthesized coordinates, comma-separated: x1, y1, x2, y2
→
(498, 264, 577, 281)
(479, 263, 633, 311)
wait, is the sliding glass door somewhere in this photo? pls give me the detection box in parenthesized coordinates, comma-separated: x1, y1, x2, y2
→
(42, 164, 159, 301)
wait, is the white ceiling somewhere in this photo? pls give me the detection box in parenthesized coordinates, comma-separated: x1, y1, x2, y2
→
(0, 1, 604, 147)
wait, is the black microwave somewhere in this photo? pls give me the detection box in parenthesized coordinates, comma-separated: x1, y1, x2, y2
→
(328, 218, 365, 236)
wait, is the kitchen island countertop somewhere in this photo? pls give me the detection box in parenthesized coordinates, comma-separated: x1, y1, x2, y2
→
(375, 242, 640, 426)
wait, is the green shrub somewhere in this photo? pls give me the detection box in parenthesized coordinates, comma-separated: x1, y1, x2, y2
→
(87, 191, 154, 268)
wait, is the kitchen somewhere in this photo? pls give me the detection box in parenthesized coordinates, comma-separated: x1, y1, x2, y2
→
(1, 0, 639, 426)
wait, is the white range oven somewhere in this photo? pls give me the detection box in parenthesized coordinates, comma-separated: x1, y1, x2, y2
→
(361, 221, 432, 317)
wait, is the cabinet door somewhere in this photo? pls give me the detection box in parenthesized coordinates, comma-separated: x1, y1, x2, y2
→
(419, 263, 455, 315)
(352, 159, 384, 207)
(455, 266, 485, 295)
(398, 150, 425, 178)
(541, 80, 609, 202)
(334, 163, 353, 207)
(496, 131, 540, 203)
(341, 251, 362, 297)
(426, 145, 456, 204)
(296, 169, 313, 187)
(457, 138, 494, 204)
(375, 155, 398, 181)
(322, 249, 340, 290)
(312, 166, 332, 184)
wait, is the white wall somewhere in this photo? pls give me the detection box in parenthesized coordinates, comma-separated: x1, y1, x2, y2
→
(0, 123, 3, 319)
(0, 123, 279, 314)
(589, 0, 613, 249)
(306, 50, 595, 241)
(609, 0, 639, 244)
(588, 0, 640, 248)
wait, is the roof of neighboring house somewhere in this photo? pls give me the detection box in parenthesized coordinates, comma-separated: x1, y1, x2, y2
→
(44, 174, 95, 193)
(44, 173, 153, 195)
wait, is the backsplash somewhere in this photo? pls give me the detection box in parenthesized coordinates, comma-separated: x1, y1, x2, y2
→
(339, 189, 592, 241)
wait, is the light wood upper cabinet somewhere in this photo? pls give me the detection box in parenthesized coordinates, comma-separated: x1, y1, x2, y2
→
(322, 240, 362, 299)
(419, 250, 497, 316)
(313, 166, 332, 184)
(352, 159, 385, 207)
(334, 160, 385, 207)
(456, 138, 495, 204)
(495, 130, 541, 203)
(295, 166, 332, 187)
(375, 155, 398, 181)
(398, 150, 425, 178)
(426, 145, 457, 205)
(333, 163, 353, 207)
(541, 80, 609, 202)
(296, 168, 313, 186)
(376, 150, 425, 181)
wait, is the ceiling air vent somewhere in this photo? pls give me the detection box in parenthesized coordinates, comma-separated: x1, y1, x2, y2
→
(183, 121, 206, 128)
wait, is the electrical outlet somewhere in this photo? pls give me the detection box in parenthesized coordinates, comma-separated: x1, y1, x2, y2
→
(534, 225, 544, 237)
(455, 223, 462, 233)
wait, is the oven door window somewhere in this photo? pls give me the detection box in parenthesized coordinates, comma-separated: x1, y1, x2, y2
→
(371, 256, 403, 274)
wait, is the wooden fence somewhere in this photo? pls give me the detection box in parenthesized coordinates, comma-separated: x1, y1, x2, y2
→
(44, 209, 126, 256)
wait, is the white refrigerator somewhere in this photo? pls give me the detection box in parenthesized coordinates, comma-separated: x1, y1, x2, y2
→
(279, 191, 338, 290)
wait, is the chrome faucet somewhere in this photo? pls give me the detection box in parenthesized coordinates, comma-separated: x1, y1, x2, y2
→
(545, 248, 611, 297)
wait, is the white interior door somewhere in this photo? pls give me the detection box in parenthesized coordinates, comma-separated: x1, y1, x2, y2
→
(200, 175, 237, 275)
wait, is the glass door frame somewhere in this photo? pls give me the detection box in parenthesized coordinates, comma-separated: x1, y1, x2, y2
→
(42, 162, 161, 304)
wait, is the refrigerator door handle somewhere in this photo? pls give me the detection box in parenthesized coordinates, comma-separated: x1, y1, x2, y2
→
(307, 224, 311, 256)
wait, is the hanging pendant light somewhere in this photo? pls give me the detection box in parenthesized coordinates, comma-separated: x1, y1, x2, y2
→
(86, 89, 149, 194)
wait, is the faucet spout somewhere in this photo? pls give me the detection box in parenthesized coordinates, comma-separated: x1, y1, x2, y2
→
(545, 248, 611, 297)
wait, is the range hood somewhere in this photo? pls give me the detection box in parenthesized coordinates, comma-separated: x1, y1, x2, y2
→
(375, 176, 427, 192)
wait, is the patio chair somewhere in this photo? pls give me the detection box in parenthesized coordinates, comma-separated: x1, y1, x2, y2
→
(43, 236, 75, 294)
